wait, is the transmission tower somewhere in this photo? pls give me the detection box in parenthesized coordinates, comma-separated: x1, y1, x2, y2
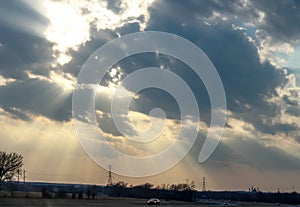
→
(107, 165, 113, 185)
(202, 177, 206, 192)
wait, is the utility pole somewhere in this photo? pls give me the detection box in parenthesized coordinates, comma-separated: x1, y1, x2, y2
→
(202, 177, 206, 192)
(17, 169, 20, 191)
(23, 170, 26, 192)
(107, 165, 113, 186)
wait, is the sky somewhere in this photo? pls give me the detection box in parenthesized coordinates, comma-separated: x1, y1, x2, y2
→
(0, 0, 300, 192)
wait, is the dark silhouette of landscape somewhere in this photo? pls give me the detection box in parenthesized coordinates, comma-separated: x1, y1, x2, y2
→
(1, 180, 300, 206)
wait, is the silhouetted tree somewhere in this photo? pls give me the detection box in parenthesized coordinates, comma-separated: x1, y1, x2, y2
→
(186, 180, 195, 190)
(143, 183, 154, 189)
(115, 181, 128, 188)
(0, 152, 23, 183)
(168, 180, 196, 191)
(154, 185, 160, 190)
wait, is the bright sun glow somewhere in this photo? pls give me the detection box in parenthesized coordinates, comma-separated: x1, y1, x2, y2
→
(44, 0, 90, 66)
(43, 0, 156, 66)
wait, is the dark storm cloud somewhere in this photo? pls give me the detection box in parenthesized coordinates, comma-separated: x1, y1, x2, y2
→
(283, 95, 299, 106)
(0, 24, 53, 79)
(150, 0, 300, 169)
(0, 79, 72, 121)
(151, 0, 300, 44)
(67, 0, 299, 139)
(252, 0, 300, 44)
(208, 138, 300, 170)
(0, 1, 69, 122)
(102, 53, 208, 120)
(0, 1, 53, 79)
(5, 107, 32, 121)
(97, 112, 123, 137)
(96, 111, 139, 137)
(106, 0, 123, 13)
(261, 123, 298, 136)
(141, 0, 300, 165)
(61, 29, 118, 77)
(0, 0, 299, 178)
(62, 21, 146, 78)
(189, 132, 300, 170)
(0, 1, 48, 25)
(0, 0, 299, 139)
(146, 2, 288, 130)
(286, 106, 300, 117)
(149, 0, 247, 24)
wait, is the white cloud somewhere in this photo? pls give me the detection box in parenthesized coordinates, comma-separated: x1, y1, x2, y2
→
(49, 71, 76, 91)
(94, 108, 202, 158)
(256, 31, 295, 66)
(0, 75, 16, 86)
(43, 0, 155, 66)
(226, 117, 255, 138)
(26, 70, 76, 91)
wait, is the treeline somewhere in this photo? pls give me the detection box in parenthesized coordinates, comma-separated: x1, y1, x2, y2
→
(109, 180, 195, 191)
(107, 181, 300, 204)
(197, 191, 300, 205)
(107, 181, 196, 202)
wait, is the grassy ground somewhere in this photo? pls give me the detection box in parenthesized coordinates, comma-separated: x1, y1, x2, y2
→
(0, 192, 297, 207)
(0, 197, 186, 207)
(0, 197, 296, 207)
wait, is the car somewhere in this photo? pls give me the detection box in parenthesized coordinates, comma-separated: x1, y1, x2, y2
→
(147, 198, 160, 205)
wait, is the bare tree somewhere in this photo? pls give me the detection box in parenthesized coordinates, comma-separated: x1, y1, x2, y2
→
(143, 183, 154, 189)
(0, 151, 23, 183)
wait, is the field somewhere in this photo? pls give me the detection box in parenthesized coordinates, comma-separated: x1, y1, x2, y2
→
(0, 197, 296, 207)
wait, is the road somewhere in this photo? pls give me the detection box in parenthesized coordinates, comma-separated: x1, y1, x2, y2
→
(0, 197, 297, 207)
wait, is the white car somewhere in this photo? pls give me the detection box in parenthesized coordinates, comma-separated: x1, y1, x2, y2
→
(147, 198, 160, 205)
